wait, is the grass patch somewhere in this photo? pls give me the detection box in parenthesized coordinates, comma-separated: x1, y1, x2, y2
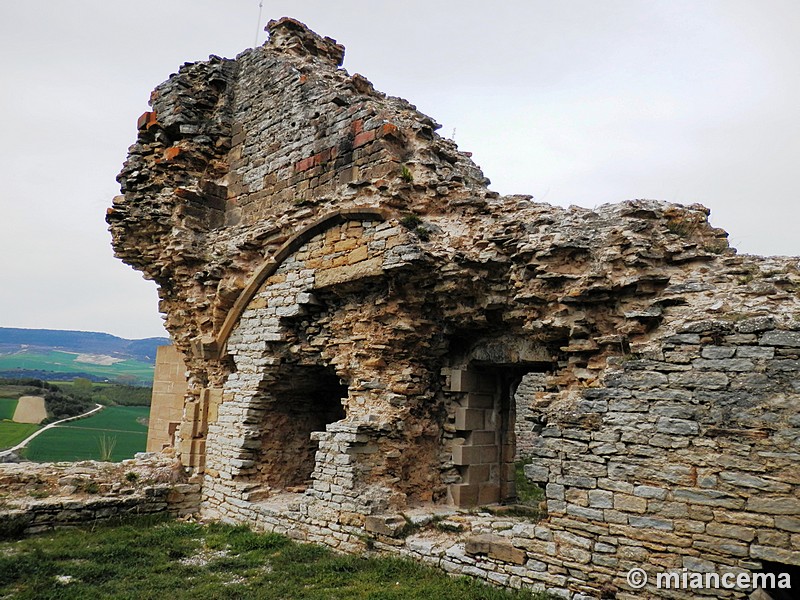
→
(398, 214, 432, 242)
(97, 434, 118, 461)
(399, 214, 422, 229)
(738, 273, 755, 285)
(431, 517, 464, 534)
(665, 216, 699, 237)
(0, 519, 556, 599)
(22, 406, 148, 462)
(399, 164, 414, 183)
(0, 398, 18, 421)
(515, 460, 545, 506)
(702, 240, 728, 254)
(469, 460, 549, 522)
(0, 422, 39, 450)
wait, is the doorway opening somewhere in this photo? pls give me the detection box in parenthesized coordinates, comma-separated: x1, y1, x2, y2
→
(254, 365, 347, 492)
(449, 364, 548, 508)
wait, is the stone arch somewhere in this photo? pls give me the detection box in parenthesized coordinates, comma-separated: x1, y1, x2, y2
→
(204, 210, 405, 509)
(214, 207, 391, 357)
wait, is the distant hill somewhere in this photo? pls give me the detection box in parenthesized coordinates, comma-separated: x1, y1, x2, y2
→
(0, 328, 170, 385)
(0, 328, 168, 362)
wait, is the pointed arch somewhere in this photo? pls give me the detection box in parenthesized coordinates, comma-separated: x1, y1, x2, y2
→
(214, 207, 391, 356)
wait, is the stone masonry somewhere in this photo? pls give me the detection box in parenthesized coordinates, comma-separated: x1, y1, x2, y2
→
(0, 455, 200, 537)
(108, 18, 800, 599)
(146, 344, 189, 452)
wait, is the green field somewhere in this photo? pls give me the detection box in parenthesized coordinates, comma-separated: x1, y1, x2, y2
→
(0, 422, 39, 449)
(22, 406, 149, 462)
(0, 350, 154, 384)
(0, 398, 18, 420)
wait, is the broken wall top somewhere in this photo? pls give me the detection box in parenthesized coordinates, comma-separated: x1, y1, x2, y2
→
(107, 17, 799, 376)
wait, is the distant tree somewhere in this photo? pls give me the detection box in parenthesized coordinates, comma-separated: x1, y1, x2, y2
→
(72, 377, 94, 399)
(114, 374, 140, 387)
(94, 385, 152, 407)
(42, 388, 92, 422)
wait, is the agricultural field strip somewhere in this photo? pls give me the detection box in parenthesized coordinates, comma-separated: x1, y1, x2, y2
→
(22, 406, 150, 462)
(0, 350, 155, 384)
(24, 429, 146, 462)
(0, 423, 40, 449)
(55, 425, 145, 434)
(0, 404, 104, 457)
(0, 397, 18, 420)
(56, 408, 149, 431)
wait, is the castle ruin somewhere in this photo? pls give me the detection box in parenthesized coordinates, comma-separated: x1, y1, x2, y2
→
(107, 18, 800, 599)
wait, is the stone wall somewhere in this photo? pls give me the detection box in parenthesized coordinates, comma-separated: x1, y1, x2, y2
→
(515, 373, 548, 459)
(519, 315, 800, 597)
(115, 18, 799, 599)
(0, 454, 200, 537)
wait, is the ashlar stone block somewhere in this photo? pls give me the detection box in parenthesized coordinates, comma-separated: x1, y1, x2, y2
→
(454, 407, 485, 431)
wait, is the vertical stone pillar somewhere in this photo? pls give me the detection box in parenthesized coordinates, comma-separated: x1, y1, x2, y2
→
(445, 368, 515, 507)
(513, 372, 547, 459)
(147, 345, 189, 452)
(179, 387, 223, 469)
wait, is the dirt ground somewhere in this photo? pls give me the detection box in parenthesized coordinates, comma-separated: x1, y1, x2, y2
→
(13, 396, 47, 424)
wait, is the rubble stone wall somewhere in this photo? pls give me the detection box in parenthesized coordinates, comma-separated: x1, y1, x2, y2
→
(0, 456, 200, 537)
(227, 39, 404, 226)
(111, 17, 800, 599)
(515, 372, 548, 459)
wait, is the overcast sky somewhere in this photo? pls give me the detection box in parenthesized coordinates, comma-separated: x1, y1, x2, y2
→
(1, 1, 798, 340)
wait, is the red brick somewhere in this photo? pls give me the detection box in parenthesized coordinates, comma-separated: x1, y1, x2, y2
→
(314, 147, 333, 166)
(353, 130, 376, 148)
(164, 146, 182, 161)
(137, 111, 158, 130)
(294, 156, 314, 172)
(378, 122, 399, 139)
